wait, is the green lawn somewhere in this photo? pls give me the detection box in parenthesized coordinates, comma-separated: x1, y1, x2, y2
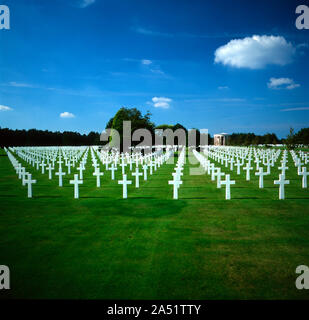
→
(0, 147, 309, 299)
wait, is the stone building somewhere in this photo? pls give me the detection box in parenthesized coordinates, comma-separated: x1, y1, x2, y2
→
(214, 133, 229, 146)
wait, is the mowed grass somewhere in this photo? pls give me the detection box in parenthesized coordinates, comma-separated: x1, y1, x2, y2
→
(0, 147, 309, 299)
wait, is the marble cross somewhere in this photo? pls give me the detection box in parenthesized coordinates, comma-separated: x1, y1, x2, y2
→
(274, 174, 290, 200)
(93, 168, 104, 187)
(120, 162, 127, 175)
(142, 164, 148, 181)
(299, 167, 309, 188)
(55, 167, 66, 187)
(40, 162, 47, 174)
(70, 174, 83, 199)
(24, 173, 36, 198)
(118, 174, 132, 198)
(255, 167, 268, 188)
(168, 178, 183, 200)
(244, 162, 253, 181)
(109, 163, 117, 180)
(77, 165, 84, 180)
(46, 163, 54, 180)
(214, 168, 225, 188)
(220, 174, 235, 200)
(278, 163, 288, 176)
(132, 167, 143, 188)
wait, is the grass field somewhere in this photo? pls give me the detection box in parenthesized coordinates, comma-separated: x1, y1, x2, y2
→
(0, 147, 309, 299)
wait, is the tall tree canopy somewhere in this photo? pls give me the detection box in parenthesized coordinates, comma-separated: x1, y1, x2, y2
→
(108, 107, 155, 150)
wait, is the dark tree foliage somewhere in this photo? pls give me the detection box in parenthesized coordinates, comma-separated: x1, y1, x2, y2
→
(0, 128, 100, 147)
(109, 107, 155, 148)
(155, 124, 174, 130)
(295, 128, 309, 145)
(227, 132, 281, 146)
(1, 106, 307, 148)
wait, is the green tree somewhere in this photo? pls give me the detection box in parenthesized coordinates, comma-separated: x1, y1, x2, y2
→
(285, 127, 297, 150)
(295, 128, 309, 145)
(109, 107, 155, 150)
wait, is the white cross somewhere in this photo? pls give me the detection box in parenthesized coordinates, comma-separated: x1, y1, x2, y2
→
(40, 162, 47, 174)
(172, 171, 183, 181)
(255, 167, 268, 188)
(230, 158, 235, 171)
(210, 165, 216, 181)
(220, 174, 235, 200)
(24, 173, 36, 198)
(77, 165, 84, 180)
(118, 174, 132, 199)
(109, 163, 117, 180)
(21, 169, 27, 186)
(266, 162, 271, 175)
(235, 161, 242, 175)
(149, 162, 154, 175)
(214, 168, 225, 188)
(168, 178, 183, 199)
(132, 167, 143, 188)
(93, 168, 104, 187)
(129, 159, 133, 171)
(296, 161, 304, 175)
(120, 162, 127, 175)
(57, 158, 63, 167)
(70, 174, 83, 199)
(154, 160, 158, 171)
(18, 166, 25, 179)
(55, 167, 66, 187)
(278, 163, 288, 175)
(67, 162, 72, 174)
(243, 162, 253, 181)
(274, 174, 290, 200)
(299, 167, 309, 188)
(142, 164, 148, 181)
(105, 161, 109, 170)
(46, 163, 53, 180)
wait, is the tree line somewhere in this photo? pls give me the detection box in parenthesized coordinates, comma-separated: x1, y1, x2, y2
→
(1, 107, 308, 147)
(0, 128, 101, 147)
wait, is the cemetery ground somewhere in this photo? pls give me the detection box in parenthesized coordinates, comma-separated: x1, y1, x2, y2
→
(0, 147, 309, 299)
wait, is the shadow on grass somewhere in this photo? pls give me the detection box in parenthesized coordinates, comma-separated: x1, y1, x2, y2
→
(34, 195, 62, 199)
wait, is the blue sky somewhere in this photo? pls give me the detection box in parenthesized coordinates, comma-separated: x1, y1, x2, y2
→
(0, 0, 308, 138)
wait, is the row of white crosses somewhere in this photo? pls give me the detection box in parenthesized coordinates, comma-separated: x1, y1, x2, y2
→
(193, 149, 235, 200)
(67, 146, 172, 199)
(202, 146, 308, 200)
(117, 147, 176, 199)
(15, 146, 85, 180)
(10, 146, 88, 198)
(291, 150, 309, 188)
(5, 148, 37, 198)
(168, 146, 185, 199)
(7, 145, 173, 199)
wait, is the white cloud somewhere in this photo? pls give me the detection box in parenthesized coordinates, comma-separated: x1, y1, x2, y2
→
(152, 97, 172, 109)
(281, 107, 309, 112)
(268, 77, 300, 90)
(0, 105, 12, 111)
(8, 81, 34, 88)
(286, 83, 301, 90)
(60, 111, 75, 118)
(141, 59, 152, 65)
(214, 35, 296, 69)
(77, 0, 95, 8)
(218, 86, 229, 90)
